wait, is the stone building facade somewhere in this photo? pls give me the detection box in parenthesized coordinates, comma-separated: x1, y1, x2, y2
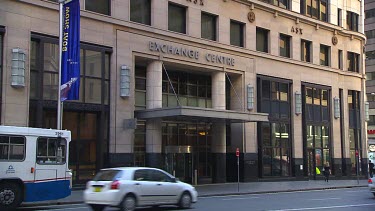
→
(0, 0, 368, 184)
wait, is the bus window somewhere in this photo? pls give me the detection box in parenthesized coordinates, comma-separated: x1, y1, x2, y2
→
(0, 135, 26, 161)
(37, 137, 66, 164)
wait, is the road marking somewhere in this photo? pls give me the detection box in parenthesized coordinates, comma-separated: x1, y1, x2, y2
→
(222, 197, 260, 200)
(268, 203, 375, 211)
(309, 197, 341, 201)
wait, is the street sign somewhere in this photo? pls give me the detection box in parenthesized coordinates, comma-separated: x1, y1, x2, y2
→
(236, 148, 240, 157)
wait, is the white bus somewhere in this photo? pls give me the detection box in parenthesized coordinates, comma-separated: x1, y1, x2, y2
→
(0, 126, 72, 210)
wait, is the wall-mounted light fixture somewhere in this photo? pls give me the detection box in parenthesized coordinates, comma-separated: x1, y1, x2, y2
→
(120, 65, 130, 97)
(295, 91, 302, 115)
(334, 97, 340, 119)
(11, 48, 26, 88)
(247, 84, 254, 110)
(365, 102, 370, 121)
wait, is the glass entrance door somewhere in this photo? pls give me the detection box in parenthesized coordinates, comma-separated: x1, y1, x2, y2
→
(307, 149, 314, 177)
(166, 153, 194, 184)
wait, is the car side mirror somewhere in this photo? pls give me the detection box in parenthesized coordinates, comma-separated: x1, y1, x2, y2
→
(171, 177, 177, 183)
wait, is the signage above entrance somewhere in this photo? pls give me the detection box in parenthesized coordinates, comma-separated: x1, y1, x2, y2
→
(149, 41, 235, 66)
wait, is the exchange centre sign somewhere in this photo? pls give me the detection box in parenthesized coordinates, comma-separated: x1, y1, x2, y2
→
(149, 41, 235, 66)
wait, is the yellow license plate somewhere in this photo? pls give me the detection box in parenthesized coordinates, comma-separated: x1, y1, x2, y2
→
(94, 187, 102, 192)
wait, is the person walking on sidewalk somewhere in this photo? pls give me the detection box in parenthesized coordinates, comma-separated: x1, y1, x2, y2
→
(323, 162, 331, 182)
(369, 160, 374, 178)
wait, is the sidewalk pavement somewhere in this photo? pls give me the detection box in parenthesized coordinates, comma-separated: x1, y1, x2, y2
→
(21, 179, 369, 207)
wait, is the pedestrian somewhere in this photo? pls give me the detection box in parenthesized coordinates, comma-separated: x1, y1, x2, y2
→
(369, 160, 374, 178)
(323, 162, 331, 182)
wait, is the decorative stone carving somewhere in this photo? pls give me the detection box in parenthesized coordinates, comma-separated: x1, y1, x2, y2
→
(248, 11, 255, 23)
(332, 36, 338, 45)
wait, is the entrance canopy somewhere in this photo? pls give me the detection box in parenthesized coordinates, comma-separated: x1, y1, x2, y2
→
(135, 106, 268, 123)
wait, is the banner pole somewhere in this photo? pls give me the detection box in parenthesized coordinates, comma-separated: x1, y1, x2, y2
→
(57, 1, 64, 130)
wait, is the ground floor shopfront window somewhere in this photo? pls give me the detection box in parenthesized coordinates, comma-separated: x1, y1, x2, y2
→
(29, 34, 111, 184)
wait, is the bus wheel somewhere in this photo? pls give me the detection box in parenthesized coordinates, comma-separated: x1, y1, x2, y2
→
(0, 182, 22, 210)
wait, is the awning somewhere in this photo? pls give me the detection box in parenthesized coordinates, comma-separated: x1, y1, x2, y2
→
(134, 106, 268, 123)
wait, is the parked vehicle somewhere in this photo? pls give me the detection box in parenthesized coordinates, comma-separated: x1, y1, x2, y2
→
(369, 177, 375, 197)
(84, 167, 198, 211)
(0, 126, 72, 210)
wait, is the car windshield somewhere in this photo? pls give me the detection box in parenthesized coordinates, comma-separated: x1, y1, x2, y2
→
(93, 170, 122, 181)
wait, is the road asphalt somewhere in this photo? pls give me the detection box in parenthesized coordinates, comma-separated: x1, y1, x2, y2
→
(20, 179, 369, 208)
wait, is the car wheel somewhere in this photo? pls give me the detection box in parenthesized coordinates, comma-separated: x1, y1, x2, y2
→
(88, 204, 105, 211)
(121, 195, 136, 211)
(178, 192, 192, 209)
(0, 182, 22, 211)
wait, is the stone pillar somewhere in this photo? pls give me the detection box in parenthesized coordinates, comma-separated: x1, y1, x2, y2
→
(145, 61, 163, 168)
(211, 71, 226, 183)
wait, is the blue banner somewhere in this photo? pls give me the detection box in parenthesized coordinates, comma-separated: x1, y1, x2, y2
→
(61, 0, 80, 101)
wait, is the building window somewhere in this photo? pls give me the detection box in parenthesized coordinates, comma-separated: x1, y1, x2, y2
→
(347, 52, 360, 73)
(201, 12, 217, 41)
(347, 11, 359, 32)
(85, 0, 110, 15)
(366, 30, 375, 39)
(257, 77, 291, 177)
(366, 72, 375, 81)
(260, 0, 290, 9)
(30, 39, 110, 104)
(303, 86, 331, 177)
(338, 50, 343, 70)
(0, 136, 25, 161)
(301, 39, 311, 62)
(279, 34, 291, 58)
(130, 0, 151, 25)
(168, 3, 186, 34)
(161, 71, 212, 108)
(256, 27, 269, 53)
(320, 44, 330, 66)
(135, 65, 146, 110)
(300, 0, 328, 22)
(338, 9, 342, 26)
(366, 51, 375, 60)
(230, 20, 244, 47)
(368, 115, 375, 125)
(366, 9, 375, 19)
(348, 90, 361, 175)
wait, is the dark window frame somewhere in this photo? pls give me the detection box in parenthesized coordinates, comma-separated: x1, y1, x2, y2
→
(260, 0, 290, 10)
(301, 39, 312, 62)
(130, 0, 151, 25)
(257, 76, 292, 177)
(230, 20, 245, 47)
(168, 3, 187, 34)
(279, 34, 291, 58)
(347, 11, 359, 32)
(201, 12, 217, 41)
(256, 27, 269, 53)
(300, 0, 328, 22)
(347, 51, 360, 73)
(85, 0, 111, 16)
(320, 44, 330, 66)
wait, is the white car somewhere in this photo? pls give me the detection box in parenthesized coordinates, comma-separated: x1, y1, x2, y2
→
(83, 167, 198, 211)
(369, 177, 375, 197)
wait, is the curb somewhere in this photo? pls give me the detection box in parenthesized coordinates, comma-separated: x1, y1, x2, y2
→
(20, 185, 367, 207)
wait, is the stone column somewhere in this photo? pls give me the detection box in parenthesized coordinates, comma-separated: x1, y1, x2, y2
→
(211, 71, 226, 183)
(145, 61, 163, 168)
